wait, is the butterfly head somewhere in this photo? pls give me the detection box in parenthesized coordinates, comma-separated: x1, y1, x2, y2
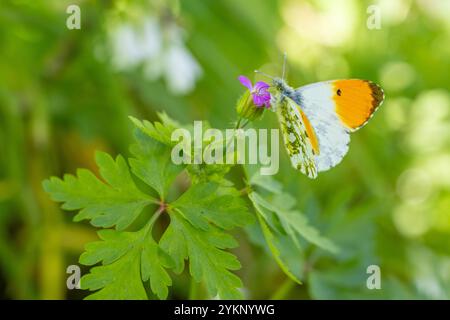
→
(272, 77, 287, 91)
(253, 71, 290, 92)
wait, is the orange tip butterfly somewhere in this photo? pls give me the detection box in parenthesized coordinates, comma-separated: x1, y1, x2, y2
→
(257, 54, 385, 179)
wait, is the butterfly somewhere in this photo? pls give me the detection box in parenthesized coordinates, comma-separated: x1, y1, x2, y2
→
(258, 56, 384, 179)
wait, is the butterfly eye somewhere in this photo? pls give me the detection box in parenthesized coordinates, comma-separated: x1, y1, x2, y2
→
(337, 89, 342, 96)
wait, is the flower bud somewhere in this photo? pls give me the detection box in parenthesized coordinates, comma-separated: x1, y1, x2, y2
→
(236, 90, 265, 121)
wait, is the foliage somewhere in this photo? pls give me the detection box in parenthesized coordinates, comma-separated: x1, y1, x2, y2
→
(43, 114, 340, 299)
(1, 0, 449, 300)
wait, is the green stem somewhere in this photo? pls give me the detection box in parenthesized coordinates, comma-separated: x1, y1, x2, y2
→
(235, 117, 242, 129)
(239, 186, 251, 196)
(150, 207, 164, 226)
(143, 206, 165, 237)
(270, 278, 296, 300)
(147, 197, 161, 205)
(188, 277, 200, 300)
(240, 119, 250, 128)
(234, 117, 250, 130)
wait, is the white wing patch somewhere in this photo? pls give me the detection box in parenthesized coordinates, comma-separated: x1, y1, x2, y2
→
(276, 95, 318, 178)
(290, 82, 350, 172)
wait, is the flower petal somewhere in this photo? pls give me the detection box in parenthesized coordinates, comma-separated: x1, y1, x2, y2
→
(238, 75, 253, 90)
(252, 94, 265, 107)
(254, 81, 270, 91)
(253, 89, 271, 106)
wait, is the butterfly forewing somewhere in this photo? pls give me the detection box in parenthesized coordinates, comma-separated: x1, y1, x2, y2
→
(288, 79, 383, 173)
(275, 95, 318, 179)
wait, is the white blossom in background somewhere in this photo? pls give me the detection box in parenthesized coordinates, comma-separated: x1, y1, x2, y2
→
(111, 23, 146, 69)
(144, 23, 202, 95)
(109, 16, 202, 95)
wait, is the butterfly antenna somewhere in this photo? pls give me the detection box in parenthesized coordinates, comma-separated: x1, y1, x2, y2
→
(281, 52, 287, 80)
(254, 70, 274, 80)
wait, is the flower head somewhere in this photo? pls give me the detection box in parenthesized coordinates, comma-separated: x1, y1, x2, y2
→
(236, 75, 271, 122)
(238, 76, 271, 108)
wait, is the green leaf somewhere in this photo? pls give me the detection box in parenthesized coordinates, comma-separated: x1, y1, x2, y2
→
(80, 227, 173, 300)
(141, 239, 174, 299)
(129, 113, 179, 147)
(81, 249, 147, 300)
(42, 152, 153, 230)
(249, 171, 283, 194)
(171, 182, 254, 230)
(129, 128, 185, 199)
(246, 221, 305, 281)
(79, 229, 139, 266)
(160, 211, 243, 299)
(249, 193, 302, 285)
(44, 116, 254, 300)
(251, 192, 339, 254)
(187, 163, 233, 185)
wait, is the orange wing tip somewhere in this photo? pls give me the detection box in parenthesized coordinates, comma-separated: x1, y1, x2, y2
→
(355, 80, 384, 131)
(366, 80, 385, 108)
(332, 79, 385, 131)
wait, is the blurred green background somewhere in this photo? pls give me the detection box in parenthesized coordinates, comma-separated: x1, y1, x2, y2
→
(1, 0, 449, 299)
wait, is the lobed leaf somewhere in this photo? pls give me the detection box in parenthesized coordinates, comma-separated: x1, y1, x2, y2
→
(80, 226, 174, 300)
(160, 211, 243, 299)
(44, 116, 254, 300)
(129, 129, 185, 199)
(81, 249, 147, 300)
(250, 192, 339, 254)
(249, 193, 302, 284)
(43, 152, 153, 230)
(171, 182, 254, 230)
(129, 113, 179, 147)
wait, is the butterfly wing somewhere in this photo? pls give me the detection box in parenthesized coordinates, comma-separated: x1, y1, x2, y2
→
(289, 80, 384, 172)
(276, 95, 318, 179)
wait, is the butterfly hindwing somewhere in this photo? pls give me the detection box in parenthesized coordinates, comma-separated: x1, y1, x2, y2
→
(275, 95, 318, 179)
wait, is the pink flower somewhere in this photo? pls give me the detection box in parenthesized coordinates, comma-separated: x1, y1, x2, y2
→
(238, 75, 271, 108)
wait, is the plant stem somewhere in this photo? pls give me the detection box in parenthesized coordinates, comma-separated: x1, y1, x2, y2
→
(270, 277, 296, 300)
(239, 186, 251, 196)
(235, 117, 242, 129)
(148, 197, 161, 205)
(144, 206, 165, 237)
(240, 119, 250, 128)
(188, 277, 200, 300)
(150, 207, 164, 226)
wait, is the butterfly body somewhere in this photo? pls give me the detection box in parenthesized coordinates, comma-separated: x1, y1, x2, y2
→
(270, 77, 384, 179)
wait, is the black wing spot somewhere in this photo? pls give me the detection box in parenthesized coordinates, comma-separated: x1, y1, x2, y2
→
(336, 89, 342, 96)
